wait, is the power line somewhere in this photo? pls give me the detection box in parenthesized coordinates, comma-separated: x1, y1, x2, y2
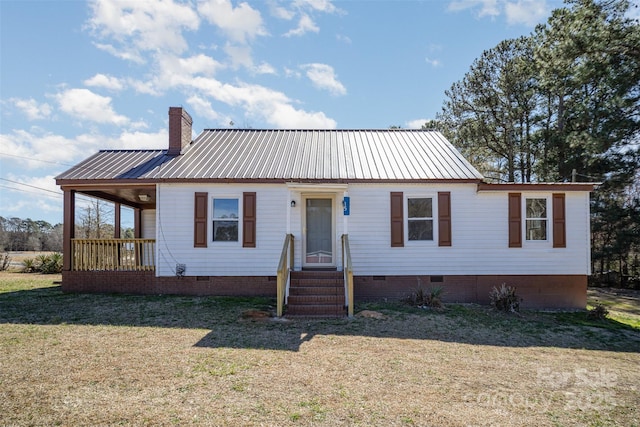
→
(0, 184, 62, 200)
(0, 152, 76, 168)
(0, 178, 62, 195)
(0, 179, 102, 205)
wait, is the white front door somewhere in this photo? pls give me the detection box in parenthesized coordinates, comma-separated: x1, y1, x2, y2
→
(303, 197, 334, 267)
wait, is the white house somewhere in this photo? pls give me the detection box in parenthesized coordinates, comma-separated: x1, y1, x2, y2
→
(56, 107, 595, 315)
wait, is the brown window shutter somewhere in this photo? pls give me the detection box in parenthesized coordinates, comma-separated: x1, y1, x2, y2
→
(390, 192, 404, 247)
(194, 192, 208, 248)
(243, 192, 256, 248)
(438, 192, 452, 246)
(508, 193, 522, 248)
(552, 193, 566, 248)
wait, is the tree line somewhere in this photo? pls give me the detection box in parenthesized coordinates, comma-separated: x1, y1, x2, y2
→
(0, 200, 134, 253)
(0, 217, 63, 252)
(430, 0, 640, 287)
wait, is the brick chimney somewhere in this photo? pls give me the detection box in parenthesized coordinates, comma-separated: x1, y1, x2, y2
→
(168, 107, 193, 155)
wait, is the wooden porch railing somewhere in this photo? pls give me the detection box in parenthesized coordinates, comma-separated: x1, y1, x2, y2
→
(72, 239, 155, 271)
(341, 234, 354, 317)
(276, 234, 294, 317)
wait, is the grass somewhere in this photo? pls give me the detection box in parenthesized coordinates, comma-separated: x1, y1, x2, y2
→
(1, 271, 639, 426)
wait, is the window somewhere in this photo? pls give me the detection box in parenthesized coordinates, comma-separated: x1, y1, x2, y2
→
(525, 198, 547, 240)
(212, 198, 239, 242)
(408, 197, 433, 241)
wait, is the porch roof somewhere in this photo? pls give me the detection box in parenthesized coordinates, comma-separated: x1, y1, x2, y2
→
(56, 129, 484, 183)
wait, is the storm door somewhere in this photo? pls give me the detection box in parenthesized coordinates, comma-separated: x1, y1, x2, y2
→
(303, 197, 334, 267)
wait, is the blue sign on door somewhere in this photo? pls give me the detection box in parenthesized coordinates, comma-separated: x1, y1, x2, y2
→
(343, 196, 350, 216)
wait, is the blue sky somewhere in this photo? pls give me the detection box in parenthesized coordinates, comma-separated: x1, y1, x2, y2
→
(1, 0, 567, 225)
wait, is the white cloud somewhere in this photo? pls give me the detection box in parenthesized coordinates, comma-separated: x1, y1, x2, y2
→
(1, 129, 95, 168)
(406, 119, 430, 129)
(272, 5, 295, 20)
(294, 0, 340, 14)
(425, 57, 442, 67)
(8, 173, 62, 197)
(188, 77, 336, 128)
(284, 14, 319, 37)
(92, 42, 145, 64)
(111, 128, 168, 150)
(158, 53, 221, 80)
(0, 173, 62, 218)
(10, 98, 52, 120)
(128, 53, 222, 95)
(255, 62, 277, 75)
(186, 95, 225, 123)
(505, 0, 548, 26)
(448, 0, 500, 18)
(336, 34, 351, 44)
(88, 0, 200, 59)
(301, 63, 346, 96)
(268, 103, 336, 128)
(1, 126, 168, 171)
(198, 0, 267, 44)
(127, 78, 161, 96)
(284, 67, 302, 78)
(84, 73, 125, 91)
(55, 88, 129, 126)
(448, 0, 548, 24)
(224, 44, 254, 69)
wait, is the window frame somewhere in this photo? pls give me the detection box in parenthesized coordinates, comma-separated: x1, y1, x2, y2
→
(524, 196, 549, 242)
(211, 196, 241, 243)
(405, 195, 436, 243)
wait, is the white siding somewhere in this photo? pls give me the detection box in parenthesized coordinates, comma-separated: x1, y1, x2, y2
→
(156, 184, 287, 276)
(156, 182, 592, 277)
(347, 183, 591, 276)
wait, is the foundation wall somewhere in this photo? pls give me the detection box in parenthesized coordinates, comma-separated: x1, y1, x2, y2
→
(62, 271, 587, 309)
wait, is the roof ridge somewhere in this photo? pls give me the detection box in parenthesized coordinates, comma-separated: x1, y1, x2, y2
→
(201, 128, 440, 132)
(98, 149, 167, 153)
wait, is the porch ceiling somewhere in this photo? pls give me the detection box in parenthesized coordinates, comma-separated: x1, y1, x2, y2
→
(70, 185, 156, 209)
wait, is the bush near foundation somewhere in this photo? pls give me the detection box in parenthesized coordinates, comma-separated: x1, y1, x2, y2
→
(490, 283, 521, 313)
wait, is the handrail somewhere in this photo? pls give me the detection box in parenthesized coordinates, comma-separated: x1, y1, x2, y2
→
(276, 234, 294, 317)
(341, 234, 354, 317)
(71, 238, 155, 271)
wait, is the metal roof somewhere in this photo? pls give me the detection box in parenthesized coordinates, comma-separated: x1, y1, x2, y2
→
(56, 129, 484, 182)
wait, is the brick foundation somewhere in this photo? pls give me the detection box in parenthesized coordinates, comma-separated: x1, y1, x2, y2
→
(62, 271, 276, 296)
(354, 274, 587, 309)
(62, 271, 587, 309)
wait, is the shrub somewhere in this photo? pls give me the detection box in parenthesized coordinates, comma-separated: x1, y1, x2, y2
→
(587, 303, 609, 321)
(21, 253, 63, 274)
(490, 283, 521, 313)
(406, 286, 445, 309)
(22, 258, 36, 273)
(40, 253, 63, 274)
(0, 253, 11, 271)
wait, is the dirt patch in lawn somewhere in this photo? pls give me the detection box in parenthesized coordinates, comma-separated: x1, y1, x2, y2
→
(1, 272, 639, 426)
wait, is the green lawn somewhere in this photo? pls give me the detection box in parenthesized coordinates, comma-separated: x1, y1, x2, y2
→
(1, 272, 639, 426)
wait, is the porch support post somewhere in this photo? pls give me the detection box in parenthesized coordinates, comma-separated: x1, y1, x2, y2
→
(62, 189, 75, 271)
(134, 208, 142, 238)
(114, 202, 121, 238)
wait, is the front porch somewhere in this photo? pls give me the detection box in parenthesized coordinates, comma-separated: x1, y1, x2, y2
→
(60, 185, 157, 272)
